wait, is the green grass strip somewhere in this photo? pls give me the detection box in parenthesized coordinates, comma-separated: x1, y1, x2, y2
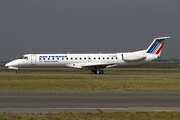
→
(0, 75, 180, 92)
(0, 112, 180, 120)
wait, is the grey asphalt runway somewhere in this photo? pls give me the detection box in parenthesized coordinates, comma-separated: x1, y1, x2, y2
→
(0, 92, 180, 113)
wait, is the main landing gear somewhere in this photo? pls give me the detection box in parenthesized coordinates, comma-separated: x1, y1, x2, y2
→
(92, 70, 104, 74)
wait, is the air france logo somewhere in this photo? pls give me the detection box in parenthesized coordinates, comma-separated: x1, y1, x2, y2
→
(39, 56, 68, 62)
(39, 56, 68, 58)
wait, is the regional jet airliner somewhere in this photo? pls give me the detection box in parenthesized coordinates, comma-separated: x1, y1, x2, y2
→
(5, 37, 172, 74)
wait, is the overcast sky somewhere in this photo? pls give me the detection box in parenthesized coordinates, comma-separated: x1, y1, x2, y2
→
(0, 0, 179, 61)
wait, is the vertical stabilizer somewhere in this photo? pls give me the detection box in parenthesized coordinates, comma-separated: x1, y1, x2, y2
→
(146, 37, 172, 56)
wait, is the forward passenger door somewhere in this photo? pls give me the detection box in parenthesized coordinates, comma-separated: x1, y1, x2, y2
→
(31, 54, 36, 65)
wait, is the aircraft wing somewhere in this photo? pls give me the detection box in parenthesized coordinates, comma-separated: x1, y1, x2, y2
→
(65, 63, 118, 69)
(81, 63, 118, 69)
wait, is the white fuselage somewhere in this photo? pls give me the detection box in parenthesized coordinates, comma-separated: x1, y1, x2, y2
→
(5, 52, 157, 69)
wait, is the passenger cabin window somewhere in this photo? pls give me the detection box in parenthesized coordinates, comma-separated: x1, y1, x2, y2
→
(71, 58, 73, 60)
(48, 58, 50, 60)
(62, 58, 64, 60)
(39, 58, 41, 60)
(103, 57, 105, 60)
(94, 57, 96, 60)
(84, 57, 86, 60)
(116, 57, 118, 59)
(107, 57, 109, 59)
(57, 58, 59, 60)
(98, 57, 100, 60)
(111, 57, 113, 60)
(43, 58, 45, 60)
(66, 58, 68, 60)
(75, 58, 77, 60)
(80, 58, 82, 60)
(53, 58, 54, 60)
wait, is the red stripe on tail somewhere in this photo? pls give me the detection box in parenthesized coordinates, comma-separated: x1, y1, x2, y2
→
(156, 43, 164, 54)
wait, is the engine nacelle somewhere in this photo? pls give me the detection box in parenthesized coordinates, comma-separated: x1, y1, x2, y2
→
(122, 53, 146, 61)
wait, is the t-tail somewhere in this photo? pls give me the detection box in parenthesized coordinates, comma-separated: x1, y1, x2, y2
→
(146, 37, 172, 57)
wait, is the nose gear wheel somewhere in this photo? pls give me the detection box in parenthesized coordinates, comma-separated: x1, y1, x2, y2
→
(16, 70, 19, 74)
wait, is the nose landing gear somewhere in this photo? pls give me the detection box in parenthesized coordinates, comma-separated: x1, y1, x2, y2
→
(16, 70, 19, 74)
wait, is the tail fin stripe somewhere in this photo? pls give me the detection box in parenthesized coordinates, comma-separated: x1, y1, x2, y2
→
(147, 40, 158, 53)
(151, 40, 164, 53)
(147, 40, 162, 53)
(150, 41, 160, 53)
(155, 43, 164, 54)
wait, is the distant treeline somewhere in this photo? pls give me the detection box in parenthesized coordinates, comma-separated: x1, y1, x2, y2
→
(0, 61, 9, 63)
(153, 59, 180, 62)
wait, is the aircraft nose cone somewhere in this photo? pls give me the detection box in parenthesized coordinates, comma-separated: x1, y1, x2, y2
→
(5, 62, 14, 67)
(5, 63, 10, 67)
(5, 60, 19, 67)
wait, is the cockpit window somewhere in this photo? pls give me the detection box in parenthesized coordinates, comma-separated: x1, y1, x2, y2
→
(19, 56, 24, 59)
(19, 56, 28, 60)
(24, 57, 28, 60)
